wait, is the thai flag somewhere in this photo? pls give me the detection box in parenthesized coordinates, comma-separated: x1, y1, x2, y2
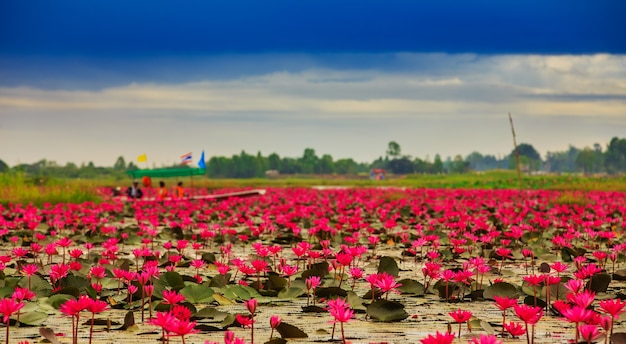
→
(180, 152, 192, 164)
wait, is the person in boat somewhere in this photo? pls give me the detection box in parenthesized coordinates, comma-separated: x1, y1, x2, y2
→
(126, 180, 143, 199)
(157, 180, 168, 200)
(175, 181, 185, 198)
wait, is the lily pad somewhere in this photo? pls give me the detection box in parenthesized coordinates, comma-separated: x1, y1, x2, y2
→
(156, 271, 186, 291)
(276, 321, 308, 338)
(483, 282, 519, 300)
(301, 305, 326, 313)
(315, 286, 347, 298)
(277, 287, 305, 299)
(397, 278, 425, 296)
(180, 284, 215, 303)
(46, 294, 75, 309)
(346, 291, 367, 312)
(588, 273, 611, 293)
(377, 256, 399, 277)
(222, 285, 263, 301)
(116, 311, 135, 330)
(39, 327, 61, 344)
(264, 338, 288, 344)
(366, 299, 409, 322)
(209, 274, 230, 288)
(213, 294, 236, 306)
(194, 307, 230, 321)
(612, 333, 626, 344)
(301, 261, 329, 279)
(613, 269, 626, 281)
(18, 311, 48, 326)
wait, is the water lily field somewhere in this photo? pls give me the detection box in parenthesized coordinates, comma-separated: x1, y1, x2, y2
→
(1, 187, 626, 344)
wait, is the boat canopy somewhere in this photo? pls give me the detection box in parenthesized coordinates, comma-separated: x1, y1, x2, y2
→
(127, 168, 206, 179)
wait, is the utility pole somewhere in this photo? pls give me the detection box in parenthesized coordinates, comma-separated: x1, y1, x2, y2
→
(508, 113, 522, 188)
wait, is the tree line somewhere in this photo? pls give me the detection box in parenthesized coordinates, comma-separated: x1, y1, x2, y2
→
(1, 137, 625, 180)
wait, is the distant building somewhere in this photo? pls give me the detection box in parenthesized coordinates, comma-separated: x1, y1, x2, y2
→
(265, 170, 280, 177)
(370, 169, 386, 180)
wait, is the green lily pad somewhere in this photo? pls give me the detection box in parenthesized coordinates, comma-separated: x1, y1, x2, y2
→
(156, 271, 186, 291)
(46, 294, 75, 309)
(483, 282, 520, 300)
(220, 313, 236, 328)
(366, 299, 409, 322)
(301, 261, 329, 279)
(194, 307, 230, 321)
(209, 274, 230, 288)
(180, 284, 215, 303)
(267, 273, 288, 291)
(346, 291, 367, 312)
(213, 293, 236, 306)
(397, 278, 425, 296)
(19, 311, 48, 326)
(315, 287, 347, 298)
(277, 287, 305, 299)
(222, 285, 263, 301)
(19, 275, 52, 297)
(378, 256, 399, 277)
(0, 286, 13, 298)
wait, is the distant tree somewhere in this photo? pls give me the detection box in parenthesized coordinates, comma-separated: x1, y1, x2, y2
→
(510, 143, 541, 172)
(280, 157, 302, 174)
(300, 148, 318, 174)
(413, 157, 430, 173)
(369, 156, 386, 170)
(386, 141, 401, 159)
(335, 158, 358, 174)
(0, 159, 8, 173)
(127, 162, 139, 171)
(576, 147, 603, 174)
(545, 146, 579, 173)
(432, 154, 444, 174)
(387, 157, 414, 174)
(605, 137, 626, 174)
(465, 152, 485, 171)
(318, 154, 334, 174)
(268, 153, 281, 171)
(450, 155, 470, 174)
(113, 156, 126, 170)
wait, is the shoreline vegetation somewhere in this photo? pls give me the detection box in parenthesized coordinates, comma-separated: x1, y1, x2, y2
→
(1, 170, 625, 206)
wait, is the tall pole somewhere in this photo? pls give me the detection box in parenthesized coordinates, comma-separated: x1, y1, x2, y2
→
(508, 113, 522, 188)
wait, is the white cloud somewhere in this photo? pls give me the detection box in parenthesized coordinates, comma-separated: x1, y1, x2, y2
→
(1, 53, 625, 166)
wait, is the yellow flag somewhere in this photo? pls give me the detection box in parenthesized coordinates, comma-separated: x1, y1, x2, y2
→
(137, 154, 147, 162)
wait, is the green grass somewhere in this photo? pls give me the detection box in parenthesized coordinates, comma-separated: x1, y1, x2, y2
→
(1, 170, 625, 206)
(0, 172, 102, 207)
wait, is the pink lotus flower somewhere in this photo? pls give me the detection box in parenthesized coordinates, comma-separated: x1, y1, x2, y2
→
(567, 289, 596, 309)
(578, 324, 604, 343)
(372, 272, 402, 299)
(419, 331, 455, 344)
(468, 334, 503, 344)
(162, 290, 185, 308)
(513, 304, 543, 344)
(327, 298, 353, 344)
(269, 315, 281, 339)
(449, 308, 472, 338)
(0, 297, 24, 344)
(504, 321, 527, 337)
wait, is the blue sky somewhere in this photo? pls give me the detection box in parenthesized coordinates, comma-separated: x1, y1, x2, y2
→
(1, 1, 625, 167)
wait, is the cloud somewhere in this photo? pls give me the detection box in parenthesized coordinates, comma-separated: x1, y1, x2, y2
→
(1, 53, 625, 167)
(1, 54, 624, 118)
